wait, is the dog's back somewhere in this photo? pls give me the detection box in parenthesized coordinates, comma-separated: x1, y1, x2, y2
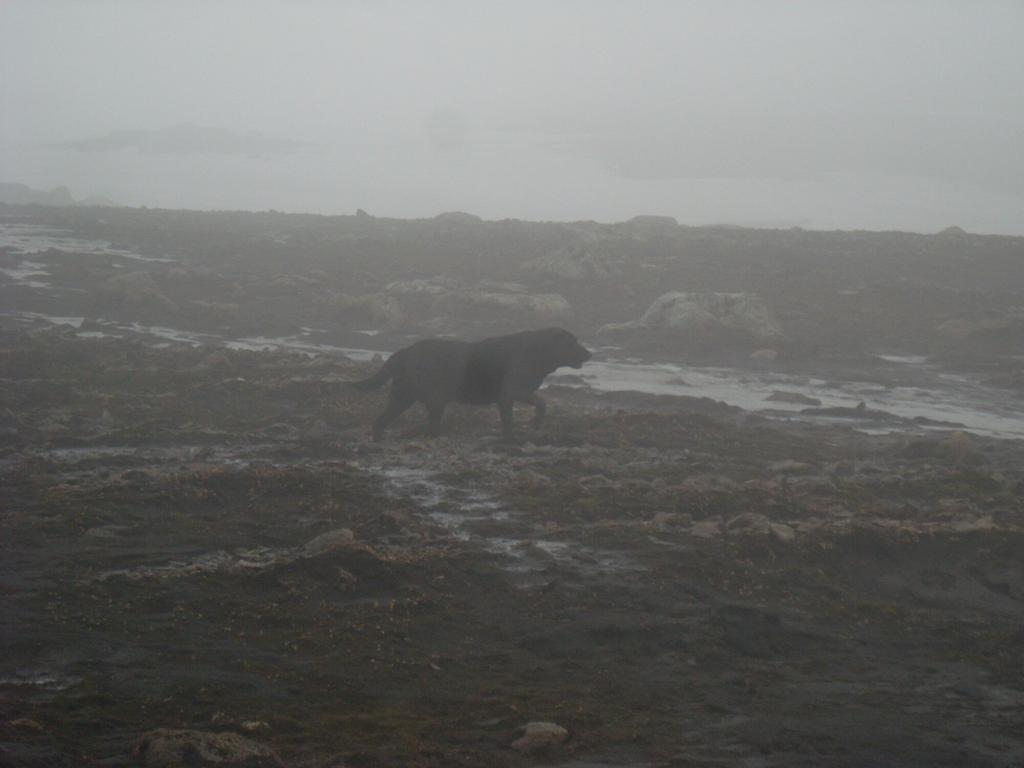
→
(394, 339, 472, 405)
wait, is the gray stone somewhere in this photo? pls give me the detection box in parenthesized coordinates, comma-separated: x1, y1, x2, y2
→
(689, 520, 723, 539)
(511, 721, 569, 752)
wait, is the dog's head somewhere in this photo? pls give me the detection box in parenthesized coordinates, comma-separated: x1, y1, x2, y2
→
(536, 327, 592, 369)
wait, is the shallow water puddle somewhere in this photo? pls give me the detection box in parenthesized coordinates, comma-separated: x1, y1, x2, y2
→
(552, 357, 1024, 439)
(364, 459, 642, 578)
(0, 670, 83, 692)
(0, 222, 175, 263)
(0, 259, 51, 288)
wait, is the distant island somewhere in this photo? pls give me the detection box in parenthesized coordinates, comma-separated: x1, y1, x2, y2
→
(0, 182, 118, 208)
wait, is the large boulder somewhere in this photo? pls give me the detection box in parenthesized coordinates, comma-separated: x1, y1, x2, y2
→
(433, 211, 482, 225)
(602, 292, 783, 343)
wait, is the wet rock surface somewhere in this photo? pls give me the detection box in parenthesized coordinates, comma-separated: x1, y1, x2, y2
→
(2, 329, 1023, 767)
(2, 207, 1024, 767)
(133, 728, 283, 767)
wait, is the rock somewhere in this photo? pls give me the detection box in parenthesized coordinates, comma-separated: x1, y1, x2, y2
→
(521, 244, 619, 282)
(101, 272, 179, 313)
(303, 528, 355, 557)
(797, 518, 827, 534)
(651, 511, 691, 527)
(240, 721, 270, 733)
(769, 522, 796, 542)
(434, 211, 482, 224)
(578, 473, 615, 489)
(624, 214, 679, 229)
(601, 292, 784, 343)
(750, 348, 779, 361)
(726, 512, 772, 535)
(511, 721, 569, 752)
(319, 292, 405, 327)
(132, 728, 282, 767)
(689, 520, 722, 538)
(951, 516, 995, 533)
(765, 391, 821, 406)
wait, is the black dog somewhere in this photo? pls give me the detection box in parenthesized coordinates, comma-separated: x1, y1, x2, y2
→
(350, 327, 591, 440)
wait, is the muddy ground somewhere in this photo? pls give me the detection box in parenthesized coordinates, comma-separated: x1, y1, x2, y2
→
(2, 327, 1023, 767)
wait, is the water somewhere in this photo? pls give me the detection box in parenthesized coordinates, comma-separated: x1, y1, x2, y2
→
(368, 462, 640, 576)
(551, 358, 1024, 439)
(0, 259, 51, 288)
(0, 222, 175, 263)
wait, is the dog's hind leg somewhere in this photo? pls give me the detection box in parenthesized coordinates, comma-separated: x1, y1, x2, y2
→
(521, 393, 546, 428)
(373, 392, 415, 441)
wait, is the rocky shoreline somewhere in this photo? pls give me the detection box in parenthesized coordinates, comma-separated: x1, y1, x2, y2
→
(3, 328, 1023, 766)
(2, 206, 1023, 766)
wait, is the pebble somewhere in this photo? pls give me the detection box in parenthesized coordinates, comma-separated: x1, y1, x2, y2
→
(511, 721, 569, 752)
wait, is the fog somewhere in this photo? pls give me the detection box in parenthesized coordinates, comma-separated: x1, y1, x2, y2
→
(2, 1, 1023, 230)
(6, 4, 1024, 764)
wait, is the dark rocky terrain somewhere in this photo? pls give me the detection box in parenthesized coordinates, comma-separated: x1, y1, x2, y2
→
(2, 204, 1023, 767)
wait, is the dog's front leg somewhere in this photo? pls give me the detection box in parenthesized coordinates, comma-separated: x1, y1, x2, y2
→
(497, 398, 514, 437)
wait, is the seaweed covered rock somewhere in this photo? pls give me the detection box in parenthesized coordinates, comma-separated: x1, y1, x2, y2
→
(133, 728, 283, 767)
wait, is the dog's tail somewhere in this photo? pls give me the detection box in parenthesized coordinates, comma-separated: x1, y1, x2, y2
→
(349, 351, 403, 392)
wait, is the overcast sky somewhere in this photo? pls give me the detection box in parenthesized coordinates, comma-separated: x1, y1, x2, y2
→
(2, 1, 1022, 233)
